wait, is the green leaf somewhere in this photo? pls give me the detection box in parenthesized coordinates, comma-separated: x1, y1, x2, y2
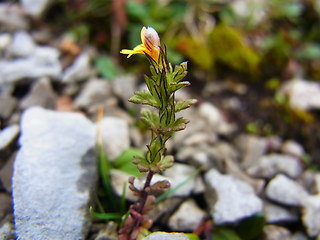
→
(129, 91, 158, 108)
(175, 99, 197, 113)
(169, 117, 189, 132)
(95, 56, 118, 80)
(126, 0, 149, 20)
(90, 206, 122, 220)
(169, 81, 190, 93)
(157, 155, 174, 172)
(185, 233, 200, 240)
(141, 108, 160, 130)
(113, 148, 144, 177)
(236, 214, 266, 240)
(212, 227, 241, 240)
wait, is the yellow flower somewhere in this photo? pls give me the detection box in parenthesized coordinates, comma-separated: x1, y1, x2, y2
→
(120, 26, 160, 63)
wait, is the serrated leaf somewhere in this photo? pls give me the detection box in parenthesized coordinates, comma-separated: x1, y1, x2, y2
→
(157, 155, 174, 172)
(150, 180, 171, 191)
(129, 91, 158, 108)
(141, 108, 160, 130)
(169, 81, 190, 93)
(132, 155, 150, 172)
(175, 99, 197, 112)
(169, 117, 189, 132)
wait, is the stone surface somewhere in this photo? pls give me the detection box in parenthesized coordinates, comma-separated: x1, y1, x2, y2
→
(0, 193, 12, 222)
(0, 3, 28, 31)
(199, 102, 235, 135)
(291, 232, 309, 240)
(113, 75, 138, 107)
(99, 117, 130, 161)
(168, 199, 206, 231)
(235, 134, 269, 169)
(142, 232, 189, 240)
(74, 78, 112, 108)
(61, 52, 93, 83)
(263, 225, 291, 240)
(263, 201, 299, 224)
(0, 221, 15, 240)
(302, 194, 320, 237)
(0, 124, 19, 151)
(0, 95, 17, 120)
(20, 77, 57, 109)
(247, 154, 303, 179)
(0, 153, 15, 192)
(0, 46, 61, 84)
(205, 169, 263, 225)
(12, 106, 96, 240)
(163, 163, 204, 197)
(21, 0, 55, 18)
(7, 30, 35, 57)
(265, 174, 309, 207)
(281, 140, 305, 158)
(278, 79, 320, 110)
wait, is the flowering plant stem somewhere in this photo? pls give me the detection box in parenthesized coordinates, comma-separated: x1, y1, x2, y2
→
(119, 26, 196, 240)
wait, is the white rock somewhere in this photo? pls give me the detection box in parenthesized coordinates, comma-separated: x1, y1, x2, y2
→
(0, 33, 11, 51)
(168, 199, 206, 231)
(199, 102, 235, 135)
(143, 232, 189, 240)
(110, 169, 137, 201)
(21, 0, 54, 18)
(12, 107, 96, 240)
(0, 124, 19, 150)
(247, 154, 303, 179)
(98, 117, 130, 161)
(281, 140, 305, 158)
(265, 174, 309, 206)
(278, 79, 320, 110)
(264, 202, 299, 224)
(0, 221, 15, 240)
(74, 78, 112, 108)
(205, 169, 263, 225)
(62, 52, 93, 83)
(7, 30, 35, 57)
(263, 225, 291, 240)
(0, 46, 61, 84)
(163, 163, 204, 197)
(302, 194, 320, 237)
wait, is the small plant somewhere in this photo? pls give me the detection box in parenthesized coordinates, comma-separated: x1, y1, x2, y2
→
(119, 26, 196, 239)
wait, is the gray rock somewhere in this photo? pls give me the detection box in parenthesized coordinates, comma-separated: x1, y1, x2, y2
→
(264, 202, 299, 224)
(110, 169, 137, 201)
(205, 169, 263, 225)
(302, 194, 320, 237)
(199, 102, 236, 135)
(12, 107, 96, 240)
(0, 95, 17, 120)
(0, 124, 19, 151)
(235, 134, 269, 169)
(20, 77, 57, 110)
(265, 174, 309, 207)
(142, 232, 189, 240)
(0, 153, 15, 192)
(0, 3, 28, 31)
(94, 221, 118, 240)
(0, 193, 12, 222)
(7, 31, 35, 57)
(0, 46, 61, 84)
(263, 225, 291, 240)
(21, 0, 55, 18)
(168, 199, 206, 231)
(278, 79, 320, 110)
(98, 117, 130, 161)
(113, 75, 138, 107)
(74, 78, 112, 109)
(291, 232, 309, 240)
(247, 154, 303, 179)
(62, 52, 93, 83)
(281, 140, 305, 158)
